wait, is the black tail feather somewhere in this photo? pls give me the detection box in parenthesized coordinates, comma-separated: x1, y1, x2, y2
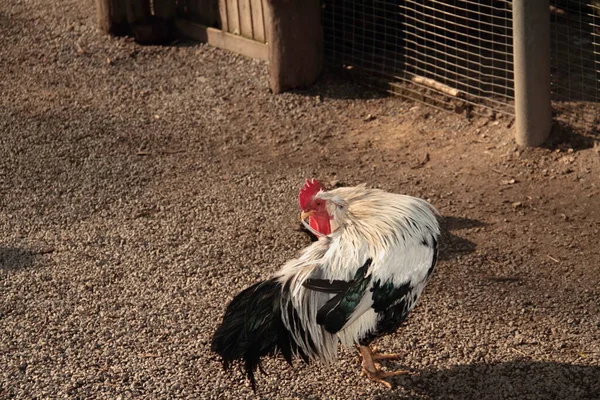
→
(211, 279, 307, 389)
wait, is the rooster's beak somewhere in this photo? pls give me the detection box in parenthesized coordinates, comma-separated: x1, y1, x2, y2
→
(300, 210, 315, 221)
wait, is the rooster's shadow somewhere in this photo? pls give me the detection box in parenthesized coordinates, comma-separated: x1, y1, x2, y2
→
(438, 215, 484, 261)
(378, 360, 600, 399)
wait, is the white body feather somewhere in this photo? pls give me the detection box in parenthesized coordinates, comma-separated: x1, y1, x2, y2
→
(275, 185, 440, 364)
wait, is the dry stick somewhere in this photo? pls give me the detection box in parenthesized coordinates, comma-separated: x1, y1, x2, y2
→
(492, 169, 512, 177)
(411, 75, 462, 97)
(390, 71, 463, 97)
(511, 347, 530, 358)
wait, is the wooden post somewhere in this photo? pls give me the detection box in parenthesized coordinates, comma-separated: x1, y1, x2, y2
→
(126, 0, 152, 24)
(127, 0, 174, 45)
(95, 0, 128, 35)
(512, 0, 552, 146)
(265, 0, 323, 93)
(153, 0, 177, 21)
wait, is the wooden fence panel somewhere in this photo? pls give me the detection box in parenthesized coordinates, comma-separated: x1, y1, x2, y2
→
(219, 0, 229, 31)
(249, 0, 265, 42)
(225, 0, 240, 35)
(238, 0, 253, 39)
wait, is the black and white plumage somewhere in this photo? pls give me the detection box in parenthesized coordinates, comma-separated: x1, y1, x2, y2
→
(211, 181, 440, 389)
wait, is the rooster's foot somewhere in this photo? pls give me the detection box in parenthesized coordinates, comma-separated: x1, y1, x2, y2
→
(357, 345, 409, 389)
(369, 345, 406, 360)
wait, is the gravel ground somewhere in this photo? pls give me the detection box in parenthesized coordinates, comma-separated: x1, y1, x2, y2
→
(1, 1, 599, 399)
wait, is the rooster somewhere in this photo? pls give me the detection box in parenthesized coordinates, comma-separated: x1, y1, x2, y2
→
(211, 179, 440, 389)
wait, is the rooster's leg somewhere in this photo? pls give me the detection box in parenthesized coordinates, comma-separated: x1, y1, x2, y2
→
(357, 345, 409, 389)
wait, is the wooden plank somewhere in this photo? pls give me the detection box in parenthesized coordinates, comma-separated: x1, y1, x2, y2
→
(238, 0, 253, 39)
(249, 0, 265, 43)
(175, 18, 268, 61)
(225, 0, 240, 35)
(219, 0, 229, 32)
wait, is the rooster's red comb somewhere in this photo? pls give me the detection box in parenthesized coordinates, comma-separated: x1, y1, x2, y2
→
(299, 179, 324, 210)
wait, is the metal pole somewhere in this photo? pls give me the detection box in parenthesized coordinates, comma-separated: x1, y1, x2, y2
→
(512, 0, 552, 146)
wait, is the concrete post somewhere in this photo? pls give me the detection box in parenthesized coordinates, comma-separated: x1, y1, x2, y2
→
(512, 0, 552, 146)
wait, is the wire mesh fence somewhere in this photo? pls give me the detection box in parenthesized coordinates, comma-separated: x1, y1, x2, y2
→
(323, 0, 600, 131)
(550, 0, 600, 133)
(323, 0, 515, 116)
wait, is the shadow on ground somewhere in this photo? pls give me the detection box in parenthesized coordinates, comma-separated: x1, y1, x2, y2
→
(381, 360, 600, 400)
(292, 69, 389, 101)
(438, 215, 484, 261)
(0, 247, 48, 270)
(543, 119, 599, 152)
